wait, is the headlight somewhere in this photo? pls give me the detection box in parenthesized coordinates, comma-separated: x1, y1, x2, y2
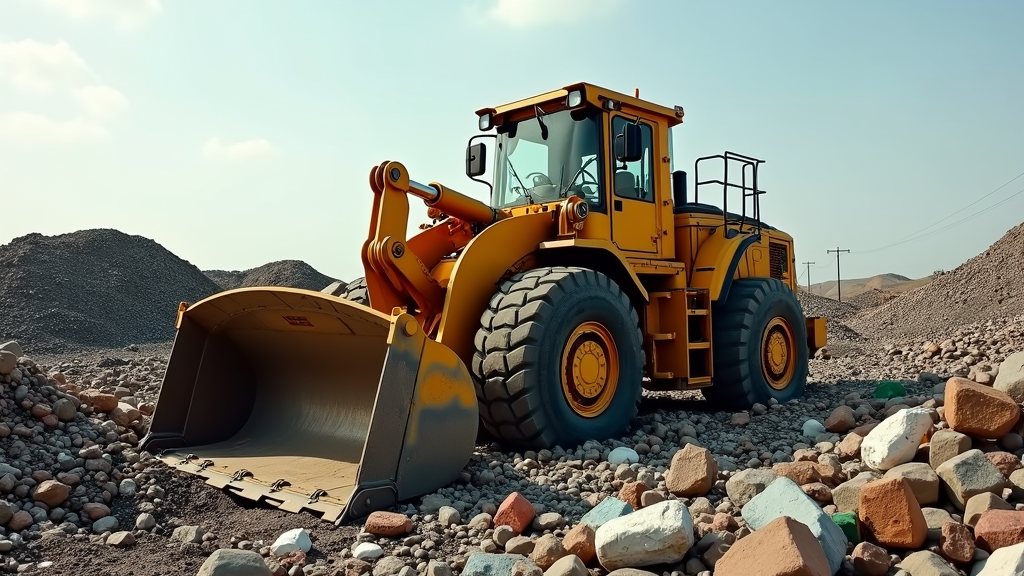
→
(478, 113, 493, 131)
(567, 89, 583, 108)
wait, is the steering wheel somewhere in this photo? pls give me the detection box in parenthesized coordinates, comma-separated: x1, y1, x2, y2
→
(524, 172, 552, 186)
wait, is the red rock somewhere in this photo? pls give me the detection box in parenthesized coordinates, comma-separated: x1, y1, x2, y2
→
(858, 478, 928, 548)
(7, 510, 33, 531)
(665, 444, 717, 496)
(31, 404, 52, 419)
(31, 471, 53, 483)
(79, 389, 118, 413)
(494, 492, 535, 535)
(32, 480, 71, 508)
(617, 481, 647, 509)
(562, 523, 596, 565)
(363, 511, 413, 537)
(836, 433, 864, 460)
(83, 503, 111, 520)
(802, 482, 833, 505)
(715, 516, 830, 576)
(41, 414, 59, 428)
(710, 513, 739, 532)
(986, 452, 1023, 477)
(529, 534, 567, 570)
(825, 405, 857, 433)
(974, 509, 1024, 552)
(939, 521, 974, 563)
(774, 462, 842, 487)
(852, 422, 880, 437)
(851, 542, 890, 576)
(944, 377, 1020, 439)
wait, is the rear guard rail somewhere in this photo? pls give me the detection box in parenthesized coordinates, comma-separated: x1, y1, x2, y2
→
(139, 287, 479, 524)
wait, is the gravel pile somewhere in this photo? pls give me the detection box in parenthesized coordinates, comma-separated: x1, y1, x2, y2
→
(0, 230, 221, 355)
(850, 221, 1024, 341)
(797, 290, 866, 346)
(846, 288, 899, 310)
(204, 260, 339, 292)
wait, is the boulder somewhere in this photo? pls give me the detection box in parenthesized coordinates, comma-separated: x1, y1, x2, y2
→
(725, 468, 778, 507)
(665, 444, 716, 497)
(944, 377, 1020, 439)
(896, 551, 958, 576)
(861, 408, 933, 471)
(495, 492, 536, 535)
(270, 528, 312, 556)
(993, 352, 1024, 403)
(928, 429, 972, 470)
(883, 462, 940, 505)
(975, 509, 1024, 552)
(196, 549, 272, 576)
(977, 541, 1024, 576)
(714, 516, 830, 576)
(580, 496, 632, 529)
(741, 477, 848, 574)
(594, 500, 694, 570)
(935, 449, 1008, 510)
(858, 478, 928, 549)
(832, 472, 882, 513)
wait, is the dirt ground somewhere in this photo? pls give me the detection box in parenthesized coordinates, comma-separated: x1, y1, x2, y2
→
(17, 467, 361, 576)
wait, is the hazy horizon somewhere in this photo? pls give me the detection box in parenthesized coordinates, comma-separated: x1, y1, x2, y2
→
(2, 0, 1022, 286)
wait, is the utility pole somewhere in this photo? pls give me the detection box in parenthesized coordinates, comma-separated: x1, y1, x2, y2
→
(826, 247, 851, 302)
(802, 261, 815, 292)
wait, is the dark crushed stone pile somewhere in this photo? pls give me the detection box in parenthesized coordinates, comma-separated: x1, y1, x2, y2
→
(0, 229, 222, 354)
(850, 221, 1024, 341)
(204, 260, 338, 292)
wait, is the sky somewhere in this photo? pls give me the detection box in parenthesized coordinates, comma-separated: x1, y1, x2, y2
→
(1, 0, 1022, 287)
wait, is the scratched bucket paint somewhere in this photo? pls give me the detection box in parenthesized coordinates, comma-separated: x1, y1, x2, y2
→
(139, 287, 478, 523)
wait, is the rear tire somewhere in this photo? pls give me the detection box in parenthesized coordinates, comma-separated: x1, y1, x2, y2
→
(472, 267, 643, 450)
(702, 278, 808, 408)
(338, 277, 369, 306)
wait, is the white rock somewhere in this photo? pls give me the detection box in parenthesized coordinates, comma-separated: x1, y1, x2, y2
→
(608, 447, 640, 466)
(978, 541, 1024, 576)
(353, 542, 384, 560)
(802, 419, 826, 437)
(595, 499, 694, 570)
(861, 407, 933, 471)
(270, 528, 312, 556)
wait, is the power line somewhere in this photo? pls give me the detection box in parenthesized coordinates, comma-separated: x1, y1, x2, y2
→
(888, 169, 1024, 244)
(802, 261, 815, 292)
(826, 247, 851, 302)
(856, 186, 1024, 254)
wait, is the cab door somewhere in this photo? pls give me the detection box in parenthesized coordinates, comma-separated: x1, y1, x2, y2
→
(609, 115, 660, 254)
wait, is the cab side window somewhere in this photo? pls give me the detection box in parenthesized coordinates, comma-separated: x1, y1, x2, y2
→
(611, 116, 655, 203)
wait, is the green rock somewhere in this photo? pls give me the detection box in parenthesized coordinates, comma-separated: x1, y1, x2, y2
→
(874, 380, 907, 399)
(831, 511, 860, 544)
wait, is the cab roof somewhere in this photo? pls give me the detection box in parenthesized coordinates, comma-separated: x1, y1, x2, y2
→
(476, 82, 685, 128)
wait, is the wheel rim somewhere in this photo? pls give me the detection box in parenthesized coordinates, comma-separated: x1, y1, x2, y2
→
(561, 321, 619, 417)
(761, 317, 797, 390)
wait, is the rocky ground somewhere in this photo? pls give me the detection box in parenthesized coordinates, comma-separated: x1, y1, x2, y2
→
(0, 311, 1022, 576)
(3, 223, 1024, 576)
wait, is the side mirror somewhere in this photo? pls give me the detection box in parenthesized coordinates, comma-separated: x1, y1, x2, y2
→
(614, 123, 643, 163)
(466, 142, 487, 178)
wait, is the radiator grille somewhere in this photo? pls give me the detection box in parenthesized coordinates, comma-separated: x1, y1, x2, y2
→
(769, 243, 787, 279)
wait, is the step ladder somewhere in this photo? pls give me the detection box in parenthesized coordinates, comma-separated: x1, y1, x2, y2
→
(684, 288, 712, 387)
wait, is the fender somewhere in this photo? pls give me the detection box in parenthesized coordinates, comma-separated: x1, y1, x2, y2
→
(537, 238, 650, 304)
(690, 231, 761, 303)
(436, 211, 556, 366)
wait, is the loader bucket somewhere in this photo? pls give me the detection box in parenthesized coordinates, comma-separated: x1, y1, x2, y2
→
(140, 287, 479, 524)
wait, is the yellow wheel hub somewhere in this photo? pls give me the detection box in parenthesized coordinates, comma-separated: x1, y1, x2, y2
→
(761, 317, 797, 390)
(561, 321, 619, 417)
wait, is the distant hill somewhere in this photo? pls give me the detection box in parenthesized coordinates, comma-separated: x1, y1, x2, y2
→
(204, 260, 339, 292)
(807, 273, 930, 302)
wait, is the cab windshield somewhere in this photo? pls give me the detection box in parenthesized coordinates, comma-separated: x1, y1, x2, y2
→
(491, 107, 604, 212)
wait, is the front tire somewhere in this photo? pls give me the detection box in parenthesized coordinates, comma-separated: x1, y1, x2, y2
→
(703, 278, 808, 408)
(472, 267, 644, 450)
(338, 277, 369, 305)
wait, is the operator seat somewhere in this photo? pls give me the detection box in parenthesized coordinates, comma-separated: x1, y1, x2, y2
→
(614, 171, 638, 198)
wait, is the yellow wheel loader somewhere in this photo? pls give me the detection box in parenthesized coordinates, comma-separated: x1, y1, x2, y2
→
(141, 83, 827, 524)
